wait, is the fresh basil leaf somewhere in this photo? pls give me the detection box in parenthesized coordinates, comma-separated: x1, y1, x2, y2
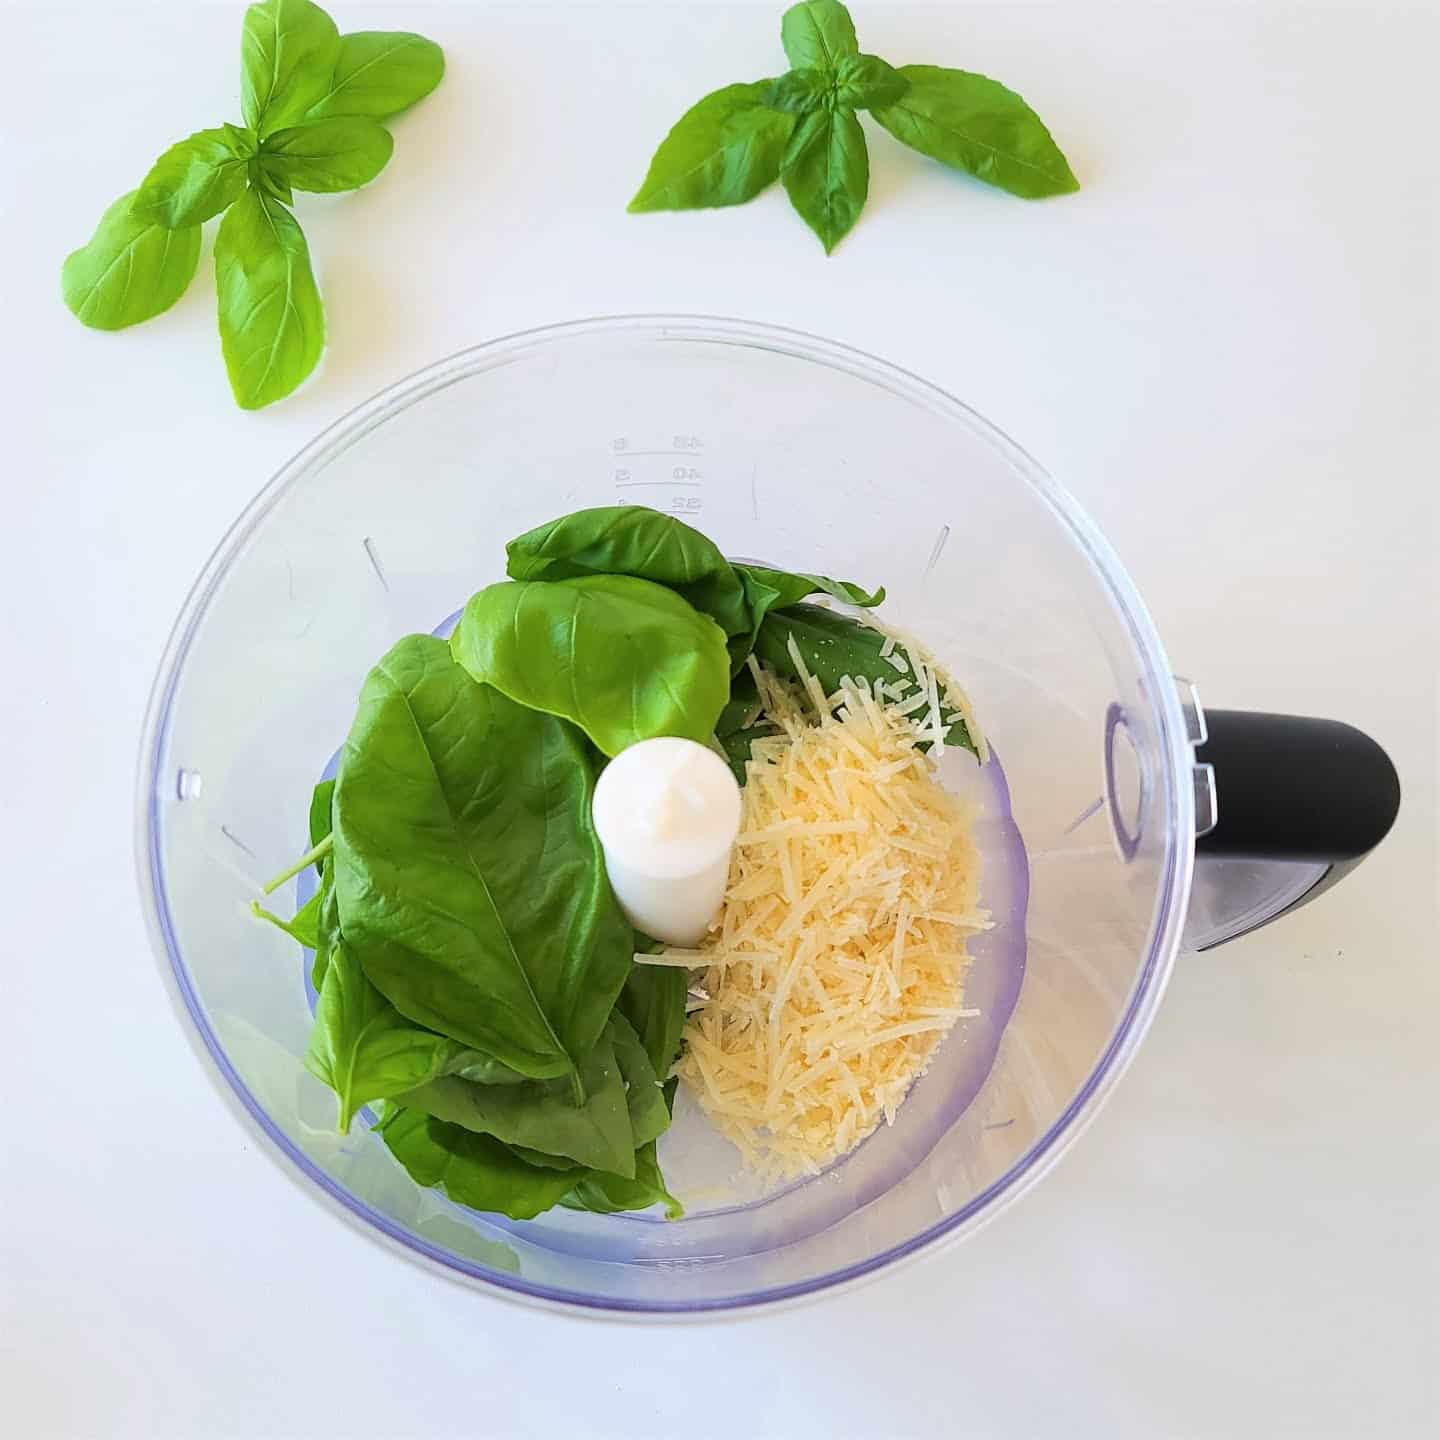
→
(764, 67, 830, 116)
(505, 506, 751, 640)
(450, 576, 731, 758)
(507, 1143, 582, 1171)
(780, 0, 858, 72)
(781, 104, 868, 254)
(715, 665, 763, 737)
(310, 860, 338, 992)
(131, 128, 251, 228)
(306, 942, 462, 1132)
(629, 82, 796, 212)
(251, 156, 296, 205)
(61, 193, 201, 331)
(506, 513, 881, 678)
(755, 603, 978, 754)
(731, 561, 884, 661)
(443, 1051, 530, 1086)
(563, 1141, 683, 1220)
(240, 0, 340, 136)
(834, 52, 907, 110)
(608, 1012, 670, 1148)
(306, 30, 445, 120)
(736, 563, 884, 617)
(872, 65, 1078, 199)
(332, 635, 632, 1083)
(260, 116, 394, 193)
(394, 1030, 636, 1176)
(618, 965, 689, 1080)
(303, 773, 338, 982)
(308, 778, 335, 856)
(251, 888, 322, 948)
(214, 185, 325, 410)
(377, 1106, 585, 1221)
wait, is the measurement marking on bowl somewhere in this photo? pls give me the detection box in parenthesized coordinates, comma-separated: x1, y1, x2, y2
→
(612, 435, 703, 456)
(362, 536, 389, 591)
(922, 524, 951, 581)
(175, 768, 203, 801)
(983, 1118, 1016, 1131)
(629, 1255, 728, 1269)
(1064, 795, 1106, 835)
(219, 824, 257, 859)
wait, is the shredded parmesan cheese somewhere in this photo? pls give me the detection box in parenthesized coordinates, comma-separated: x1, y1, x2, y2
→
(856, 611, 989, 764)
(659, 645, 988, 1178)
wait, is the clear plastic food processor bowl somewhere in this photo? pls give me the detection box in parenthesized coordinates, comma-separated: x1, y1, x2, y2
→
(138, 317, 1196, 1314)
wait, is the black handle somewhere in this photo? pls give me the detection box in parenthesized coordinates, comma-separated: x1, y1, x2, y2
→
(1195, 711, 1400, 862)
(1185, 710, 1401, 948)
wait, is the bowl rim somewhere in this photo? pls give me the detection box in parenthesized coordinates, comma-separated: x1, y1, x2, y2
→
(134, 313, 1195, 1317)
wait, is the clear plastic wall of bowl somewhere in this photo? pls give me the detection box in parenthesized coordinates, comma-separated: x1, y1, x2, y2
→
(139, 318, 1193, 1313)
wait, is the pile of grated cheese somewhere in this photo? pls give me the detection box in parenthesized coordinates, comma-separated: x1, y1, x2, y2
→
(648, 636, 990, 1179)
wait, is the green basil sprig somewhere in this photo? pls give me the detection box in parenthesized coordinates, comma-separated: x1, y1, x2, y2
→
(630, 0, 1077, 253)
(60, 0, 443, 409)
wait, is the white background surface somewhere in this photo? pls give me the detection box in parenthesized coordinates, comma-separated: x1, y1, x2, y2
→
(4, 1, 1437, 1435)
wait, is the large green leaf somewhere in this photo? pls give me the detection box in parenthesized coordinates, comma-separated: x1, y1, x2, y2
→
(507, 1143, 587, 1172)
(608, 1011, 670, 1149)
(241, 0, 340, 135)
(393, 1028, 636, 1176)
(505, 506, 751, 639)
(735, 562, 883, 619)
(562, 1141, 683, 1220)
(450, 575, 730, 757)
(332, 635, 632, 1084)
(306, 775, 338, 983)
(502, 509, 884, 679)
(731, 561, 884, 662)
(214, 185, 325, 410)
(306, 31, 445, 120)
(131, 128, 252, 228)
(754, 602, 978, 754)
(308, 778, 335, 857)
(443, 1051, 530, 1086)
(377, 1106, 585, 1221)
(260, 116, 394, 193)
(309, 860, 339, 991)
(763, 67, 830, 117)
(305, 943, 462, 1132)
(61, 192, 201, 331)
(780, 1, 858, 71)
(781, 105, 869, 254)
(714, 666, 763, 738)
(629, 82, 796, 212)
(617, 964, 689, 1081)
(872, 65, 1078, 199)
(833, 53, 908, 111)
